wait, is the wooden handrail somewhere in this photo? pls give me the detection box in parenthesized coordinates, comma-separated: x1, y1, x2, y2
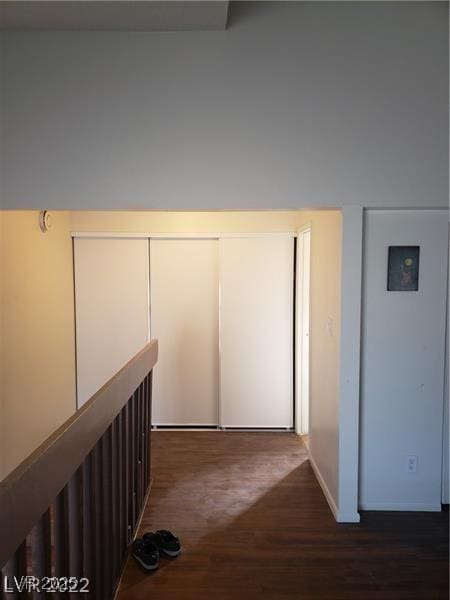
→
(0, 339, 158, 572)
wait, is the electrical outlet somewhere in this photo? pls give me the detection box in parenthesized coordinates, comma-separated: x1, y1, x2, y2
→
(407, 455, 418, 473)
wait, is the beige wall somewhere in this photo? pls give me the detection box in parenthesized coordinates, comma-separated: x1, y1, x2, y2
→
(70, 210, 306, 234)
(0, 211, 4, 478)
(0, 209, 341, 484)
(298, 211, 342, 507)
(0, 211, 76, 480)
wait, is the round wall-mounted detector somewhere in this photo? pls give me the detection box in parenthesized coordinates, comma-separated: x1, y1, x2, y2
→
(39, 210, 52, 233)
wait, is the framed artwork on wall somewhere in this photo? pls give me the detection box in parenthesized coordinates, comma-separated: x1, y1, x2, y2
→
(387, 246, 420, 291)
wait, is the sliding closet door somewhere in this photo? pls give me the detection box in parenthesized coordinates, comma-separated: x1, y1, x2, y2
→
(74, 238, 150, 406)
(220, 237, 294, 428)
(150, 239, 219, 425)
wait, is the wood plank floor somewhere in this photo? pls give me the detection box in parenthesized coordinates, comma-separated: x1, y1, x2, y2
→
(117, 432, 449, 600)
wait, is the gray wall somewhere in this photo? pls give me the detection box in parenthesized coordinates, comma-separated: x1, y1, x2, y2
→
(0, 1, 448, 210)
(442, 234, 449, 504)
(360, 209, 448, 511)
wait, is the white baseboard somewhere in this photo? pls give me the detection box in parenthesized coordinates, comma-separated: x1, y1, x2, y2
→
(308, 450, 360, 523)
(359, 502, 442, 512)
(335, 511, 361, 523)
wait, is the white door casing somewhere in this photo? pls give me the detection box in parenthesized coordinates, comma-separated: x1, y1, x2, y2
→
(295, 227, 311, 435)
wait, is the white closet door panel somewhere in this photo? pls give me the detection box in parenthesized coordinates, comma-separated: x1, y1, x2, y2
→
(74, 238, 150, 407)
(220, 237, 294, 428)
(150, 240, 219, 425)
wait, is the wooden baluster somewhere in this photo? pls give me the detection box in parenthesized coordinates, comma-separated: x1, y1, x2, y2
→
(68, 467, 83, 599)
(54, 486, 70, 599)
(101, 430, 113, 600)
(111, 417, 120, 582)
(124, 400, 131, 546)
(141, 380, 147, 499)
(31, 509, 52, 599)
(147, 371, 153, 484)
(81, 456, 93, 600)
(137, 383, 143, 509)
(142, 376, 148, 492)
(130, 392, 137, 530)
(91, 445, 103, 600)
(134, 388, 139, 519)
(2, 541, 27, 599)
(117, 409, 125, 563)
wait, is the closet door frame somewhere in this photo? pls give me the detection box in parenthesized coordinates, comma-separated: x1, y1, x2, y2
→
(72, 232, 296, 240)
(72, 231, 297, 428)
(295, 224, 312, 436)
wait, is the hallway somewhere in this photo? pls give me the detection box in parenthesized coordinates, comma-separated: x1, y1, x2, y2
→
(117, 432, 448, 600)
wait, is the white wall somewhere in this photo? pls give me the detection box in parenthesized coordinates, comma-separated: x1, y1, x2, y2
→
(360, 210, 448, 511)
(0, 2, 448, 210)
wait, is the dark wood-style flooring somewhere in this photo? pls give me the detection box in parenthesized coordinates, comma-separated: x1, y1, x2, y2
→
(117, 432, 449, 600)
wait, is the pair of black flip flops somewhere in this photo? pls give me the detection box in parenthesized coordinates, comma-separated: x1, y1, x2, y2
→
(132, 530, 181, 571)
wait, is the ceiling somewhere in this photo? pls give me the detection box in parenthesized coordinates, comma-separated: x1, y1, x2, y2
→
(0, 0, 230, 31)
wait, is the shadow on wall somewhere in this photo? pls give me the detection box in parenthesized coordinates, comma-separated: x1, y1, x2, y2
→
(226, 1, 282, 28)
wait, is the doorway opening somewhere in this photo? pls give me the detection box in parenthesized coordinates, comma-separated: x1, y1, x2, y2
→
(72, 210, 341, 437)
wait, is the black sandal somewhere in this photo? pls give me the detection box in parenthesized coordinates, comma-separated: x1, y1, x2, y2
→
(132, 538, 159, 570)
(143, 530, 181, 557)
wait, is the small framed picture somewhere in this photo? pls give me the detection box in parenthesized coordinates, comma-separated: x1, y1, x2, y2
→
(387, 246, 420, 291)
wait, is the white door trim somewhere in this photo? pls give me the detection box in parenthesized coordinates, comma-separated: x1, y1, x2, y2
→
(71, 232, 296, 239)
(295, 225, 311, 435)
